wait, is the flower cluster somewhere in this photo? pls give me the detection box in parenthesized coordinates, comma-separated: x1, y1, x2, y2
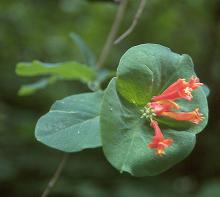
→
(141, 76, 204, 156)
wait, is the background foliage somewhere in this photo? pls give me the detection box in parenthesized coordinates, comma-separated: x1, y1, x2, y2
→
(0, 0, 220, 196)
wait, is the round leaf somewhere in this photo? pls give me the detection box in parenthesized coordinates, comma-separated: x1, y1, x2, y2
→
(101, 44, 208, 176)
(35, 91, 103, 152)
(117, 44, 208, 132)
(101, 79, 196, 176)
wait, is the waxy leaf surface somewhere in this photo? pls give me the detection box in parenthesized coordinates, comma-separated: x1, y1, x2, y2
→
(101, 44, 208, 176)
(35, 91, 103, 152)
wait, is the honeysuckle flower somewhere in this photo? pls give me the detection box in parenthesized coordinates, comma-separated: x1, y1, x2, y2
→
(141, 100, 179, 119)
(142, 76, 204, 156)
(160, 108, 204, 124)
(152, 76, 203, 102)
(148, 120, 173, 156)
(188, 76, 204, 89)
(147, 100, 180, 115)
(147, 101, 204, 124)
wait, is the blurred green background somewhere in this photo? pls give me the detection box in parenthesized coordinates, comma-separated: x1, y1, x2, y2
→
(0, 0, 220, 196)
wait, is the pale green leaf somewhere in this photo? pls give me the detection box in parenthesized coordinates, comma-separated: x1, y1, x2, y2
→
(101, 79, 196, 176)
(101, 44, 208, 176)
(202, 85, 210, 97)
(35, 91, 103, 152)
(18, 76, 57, 96)
(16, 60, 96, 82)
(116, 44, 208, 132)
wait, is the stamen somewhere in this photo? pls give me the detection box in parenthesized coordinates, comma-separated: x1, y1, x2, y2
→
(184, 87, 193, 96)
(140, 106, 156, 119)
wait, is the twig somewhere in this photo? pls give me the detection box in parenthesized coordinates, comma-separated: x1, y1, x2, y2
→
(41, 153, 69, 197)
(96, 0, 128, 68)
(114, 0, 146, 44)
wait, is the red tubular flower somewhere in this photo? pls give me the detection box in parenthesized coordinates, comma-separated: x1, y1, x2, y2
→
(152, 76, 203, 102)
(160, 108, 204, 124)
(147, 100, 180, 116)
(188, 76, 203, 89)
(144, 76, 204, 156)
(148, 120, 173, 156)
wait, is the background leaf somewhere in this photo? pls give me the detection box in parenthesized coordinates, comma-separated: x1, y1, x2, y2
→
(70, 32, 96, 67)
(16, 60, 96, 82)
(18, 76, 58, 96)
(88, 69, 116, 91)
(35, 91, 103, 152)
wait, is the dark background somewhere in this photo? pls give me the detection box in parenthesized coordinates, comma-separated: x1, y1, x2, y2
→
(0, 0, 220, 196)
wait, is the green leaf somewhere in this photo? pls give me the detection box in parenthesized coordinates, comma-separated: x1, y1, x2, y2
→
(202, 85, 210, 97)
(101, 79, 196, 176)
(95, 69, 116, 85)
(101, 44, 209, 176)
(70, 32, 96, 67)
(35, 91, 103, 152)
(18, 76, 57, 96)
(88, 69, 116, 91)
(117, 44, 195, 105)
(116, 44, 208, 132)
(16, 60, 96, 82)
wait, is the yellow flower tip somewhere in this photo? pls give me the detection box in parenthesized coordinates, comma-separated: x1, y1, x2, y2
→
(156, 149, 165, 156)
(183, 87, 193, 99)
(192, 108, 204, 124)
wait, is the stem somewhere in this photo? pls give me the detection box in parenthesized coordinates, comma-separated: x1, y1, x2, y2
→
(96, 0, 128, 68)
(114, 0, 146, 44)
(41, 153, 69, 197)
